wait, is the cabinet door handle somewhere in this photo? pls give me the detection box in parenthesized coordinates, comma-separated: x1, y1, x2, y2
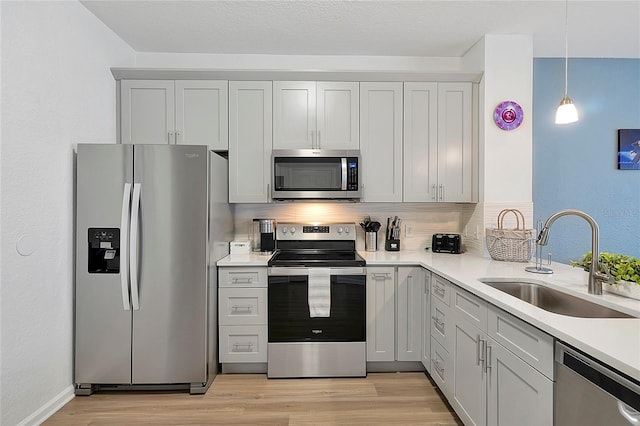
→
(479, 337, 486, 370)
(168, 131, 175, 144)
(439, 184, 444, 201)
(476, 335, 482, 366)
(485, 344, 492, 373)
(317, 130, 321, 149)
(175, 130, 181, 144)
(431, 184, 437, 200)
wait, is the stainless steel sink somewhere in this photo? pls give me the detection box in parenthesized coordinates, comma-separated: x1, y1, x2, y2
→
(479, 280, 635, 319)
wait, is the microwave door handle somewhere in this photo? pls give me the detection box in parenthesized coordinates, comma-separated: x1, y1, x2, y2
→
(341, 158, 347, 190)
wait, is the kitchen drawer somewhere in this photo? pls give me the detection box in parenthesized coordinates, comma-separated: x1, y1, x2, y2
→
(430, 336, 453, 400)
(219, 325, 267, 363)
(488, 305, 554, 380)
(453, 287, 488, 331)
(219, 287, 267, 326)
(219, 267, 267, 288)
(431, 274, 451, 306)
(431, 296, 454, 352)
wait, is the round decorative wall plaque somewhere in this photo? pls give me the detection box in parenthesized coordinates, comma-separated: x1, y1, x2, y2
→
(494, 101, 524, 131)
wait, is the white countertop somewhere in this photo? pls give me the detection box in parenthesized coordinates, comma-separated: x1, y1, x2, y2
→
(217, 250, 640, 380)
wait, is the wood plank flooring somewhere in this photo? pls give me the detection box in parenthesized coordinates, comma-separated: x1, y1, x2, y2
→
(45, 373, 462, 425)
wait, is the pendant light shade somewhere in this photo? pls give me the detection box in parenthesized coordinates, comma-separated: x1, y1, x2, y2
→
(555, 95, 579, 124)
(555, 0, 579, 124)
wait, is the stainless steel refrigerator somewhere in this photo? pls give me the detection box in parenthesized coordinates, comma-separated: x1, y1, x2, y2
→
(74, 144, 233, 395)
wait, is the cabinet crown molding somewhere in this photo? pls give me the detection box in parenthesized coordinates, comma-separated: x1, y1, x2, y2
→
(111, 68, 483, 83)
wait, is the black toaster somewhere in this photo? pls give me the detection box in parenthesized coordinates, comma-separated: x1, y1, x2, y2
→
(432, 233, 462, 254)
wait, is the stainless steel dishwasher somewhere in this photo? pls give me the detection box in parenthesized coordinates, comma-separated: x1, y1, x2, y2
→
(555, 342, 640, 425)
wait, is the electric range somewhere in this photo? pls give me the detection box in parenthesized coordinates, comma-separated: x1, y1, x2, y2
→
(266, 223, 366, 378)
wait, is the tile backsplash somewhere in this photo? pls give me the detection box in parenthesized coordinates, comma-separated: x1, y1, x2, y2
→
(234, 202, 479, 252)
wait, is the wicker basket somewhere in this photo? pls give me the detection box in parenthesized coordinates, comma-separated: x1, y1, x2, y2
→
(485, 209, 535, 262)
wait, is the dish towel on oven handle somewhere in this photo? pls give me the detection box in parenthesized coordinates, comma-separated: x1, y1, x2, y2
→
(308, 268, 331, 317)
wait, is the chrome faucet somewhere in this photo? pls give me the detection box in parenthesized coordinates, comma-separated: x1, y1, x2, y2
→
(537, 209, 612, 295)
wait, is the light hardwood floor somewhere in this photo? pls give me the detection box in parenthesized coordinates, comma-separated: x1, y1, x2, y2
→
(45, 373, 462, 425)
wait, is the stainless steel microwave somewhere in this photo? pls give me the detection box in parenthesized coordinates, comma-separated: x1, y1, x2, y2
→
(272, 149, 361, 201)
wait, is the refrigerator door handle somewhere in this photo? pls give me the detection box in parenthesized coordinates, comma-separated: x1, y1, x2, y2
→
(120, 183, 132, 310)
(130, 183, 141, 310)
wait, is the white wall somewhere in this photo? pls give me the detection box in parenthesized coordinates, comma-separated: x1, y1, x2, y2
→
(0, 2, 135, 424)
(482, 35, 533, 204)
(461, 35, 534, 256)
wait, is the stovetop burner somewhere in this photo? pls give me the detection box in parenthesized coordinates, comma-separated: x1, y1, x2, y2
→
(267, 223, 365, 268)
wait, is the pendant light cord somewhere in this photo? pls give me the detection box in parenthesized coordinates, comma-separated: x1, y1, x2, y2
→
(564, 0, 569, 97)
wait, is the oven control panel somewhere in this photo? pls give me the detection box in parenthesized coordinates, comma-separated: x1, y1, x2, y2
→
(277, 223, 356, 241)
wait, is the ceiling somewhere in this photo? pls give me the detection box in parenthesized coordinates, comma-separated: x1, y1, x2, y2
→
(80, 1, 640, 59)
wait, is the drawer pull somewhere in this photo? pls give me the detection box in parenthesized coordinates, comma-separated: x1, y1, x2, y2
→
(231, 277, 254, 284)
(434, 285, 446, 297)
(372, 273, 391, 279)
(232, 342, 254, 352)
(432, 316, 445, 334)
(433, 359, 445, 377)
(231, 305, 253, 313)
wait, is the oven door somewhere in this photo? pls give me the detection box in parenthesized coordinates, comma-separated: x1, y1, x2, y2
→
(267, 267, 366, 342)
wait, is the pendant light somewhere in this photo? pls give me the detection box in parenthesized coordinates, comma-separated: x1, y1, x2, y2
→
(555, 0, 579, 124)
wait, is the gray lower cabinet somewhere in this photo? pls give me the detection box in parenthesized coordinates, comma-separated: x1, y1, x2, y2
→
(396, 266, 424, 362)
(218, 267, 268, 364)
(366, 267, 395, 361)
(445, 283, 553, 426)
(430, 274, 454, 398)
(486, 337, 553, 426)
(366, 266, 424, 363)
(421, 270, 431, 372)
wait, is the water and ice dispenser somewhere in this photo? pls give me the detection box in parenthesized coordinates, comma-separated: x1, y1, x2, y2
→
(87, 228, 120, 273)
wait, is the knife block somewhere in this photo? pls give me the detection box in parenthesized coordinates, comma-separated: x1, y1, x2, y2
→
(385, 239, 400, 251)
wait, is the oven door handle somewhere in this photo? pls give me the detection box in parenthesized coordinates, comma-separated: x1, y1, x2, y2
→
(268, 267, 366, 276)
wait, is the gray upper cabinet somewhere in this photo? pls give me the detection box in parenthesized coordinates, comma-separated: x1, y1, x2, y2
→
(120, 80, 228, 150)
(403, 82, 474, 202)
(273, 81, 359, 149)
(121, 80, 175, 145)
(359, 82, 403, 202)
(228, 81, 273, 203)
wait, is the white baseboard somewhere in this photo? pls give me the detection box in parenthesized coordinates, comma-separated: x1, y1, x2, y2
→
(18, 385, 74, 426)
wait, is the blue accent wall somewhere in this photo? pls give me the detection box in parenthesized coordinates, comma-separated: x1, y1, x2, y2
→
(533, 58, 640, 264)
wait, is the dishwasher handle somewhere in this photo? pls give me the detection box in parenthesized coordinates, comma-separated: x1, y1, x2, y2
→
(556, 342, 640, 414)
(619, 401, 640, 425)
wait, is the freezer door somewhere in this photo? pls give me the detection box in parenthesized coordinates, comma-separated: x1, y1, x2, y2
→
(75, 144, 133, 384)
(131, 145, 209, 384)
